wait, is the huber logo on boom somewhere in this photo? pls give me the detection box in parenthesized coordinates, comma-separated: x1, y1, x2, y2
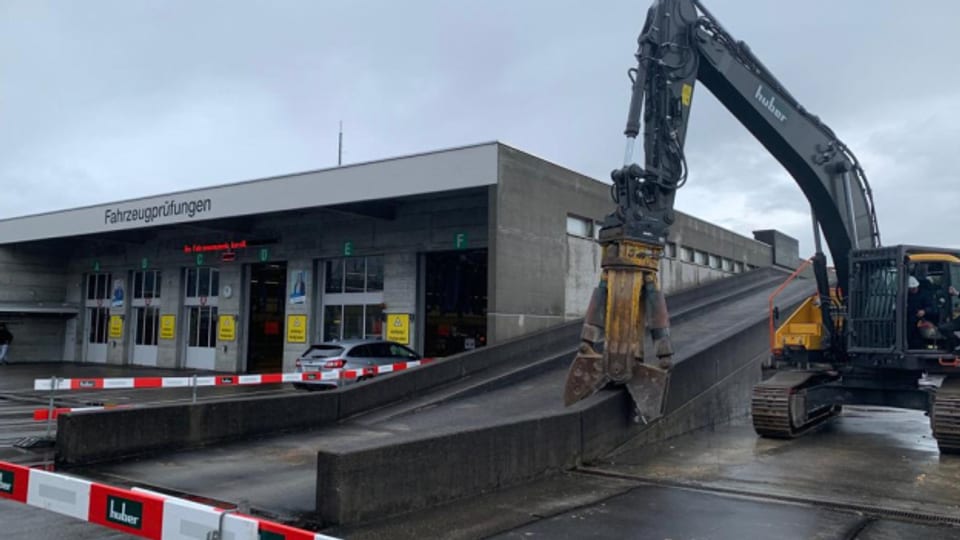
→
(754, 85, 788, 123)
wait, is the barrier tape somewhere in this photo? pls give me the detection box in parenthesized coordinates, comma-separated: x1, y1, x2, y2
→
(33, 405, 134, 421)
(0, 460, 338, 540)
(33, 359, 434, 392)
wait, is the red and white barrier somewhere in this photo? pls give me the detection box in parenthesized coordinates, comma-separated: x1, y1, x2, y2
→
(0, 460, 338, 540)
(34, 359, 435, 392)
(34, 372, 339, 392)
(339, 359, 433, 380)
(33, 405, 134, 421)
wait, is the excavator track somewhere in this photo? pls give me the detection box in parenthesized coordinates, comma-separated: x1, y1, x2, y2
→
(752, 371, 840, 439)
(932, 378, 960, 454)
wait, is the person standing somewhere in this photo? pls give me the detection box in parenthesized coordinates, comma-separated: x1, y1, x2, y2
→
(0, 323, 12, 365)
(906, 276, 937, 349)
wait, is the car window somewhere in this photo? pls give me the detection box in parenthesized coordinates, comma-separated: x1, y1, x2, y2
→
(389, 344, 419, 359)
(368, 343, 390, 358)
(303, 345, 344, 359)
(348, 345, 372, 358)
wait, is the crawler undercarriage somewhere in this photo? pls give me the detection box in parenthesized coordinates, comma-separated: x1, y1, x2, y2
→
(752, 366, 960, 453)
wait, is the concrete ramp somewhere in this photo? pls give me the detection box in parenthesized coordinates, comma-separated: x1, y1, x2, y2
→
(314, 268, 812, 526)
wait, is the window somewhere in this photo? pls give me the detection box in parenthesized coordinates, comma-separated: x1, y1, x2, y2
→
(366, 257, 384, 292)
(88, 307, 109, 344)
(365, 303, 383, 337)
(133, 270, 162, 299)
(680, 247, 693, 262)
(343, 305, 364, 339)
(325, 260, 344, 293)
(323, 304, 384, 342)
(345, 258, 365, 293)
(348, 344, 374, 358)
(187, 306, 218, 348)
(86, 274, 112, 301)
(694, 250, 708, 265)
(722, 258, 734, 272)
(665, 243, 677, 258)
(389, 343, 418, 359)
(302, 345, 344, 359)
(323, 305, 343, 342)
(185, 268, 219, 298)
(708, 254, 721, 269)
(734, 262, 745, 273)
(325, 256, 384, 293)
(566, 215, 594, 238)
(135, 306, 160, 346)
(323, 256, 385, 342)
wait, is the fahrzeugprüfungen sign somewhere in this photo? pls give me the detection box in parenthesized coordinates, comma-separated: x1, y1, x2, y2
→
(104, 198, 212, 226)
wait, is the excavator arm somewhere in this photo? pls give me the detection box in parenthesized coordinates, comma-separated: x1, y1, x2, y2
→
(563, 0, 881, 422)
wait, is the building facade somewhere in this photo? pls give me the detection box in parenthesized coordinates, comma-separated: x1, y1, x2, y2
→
(0, 143, 794, 371)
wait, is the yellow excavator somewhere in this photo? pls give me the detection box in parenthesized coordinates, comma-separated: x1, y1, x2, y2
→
(563, 0, 960, 452)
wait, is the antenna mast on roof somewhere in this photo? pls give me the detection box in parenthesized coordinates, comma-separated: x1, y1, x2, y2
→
(338, 121, 343, 166)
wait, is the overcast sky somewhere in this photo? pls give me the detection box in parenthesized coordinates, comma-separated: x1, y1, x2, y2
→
(2, 0, 959, 258)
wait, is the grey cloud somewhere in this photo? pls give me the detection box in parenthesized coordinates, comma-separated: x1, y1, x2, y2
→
(2, 0, 960, 266)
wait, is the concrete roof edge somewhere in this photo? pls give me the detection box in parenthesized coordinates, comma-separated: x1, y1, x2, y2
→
(0, 141, 501, 225)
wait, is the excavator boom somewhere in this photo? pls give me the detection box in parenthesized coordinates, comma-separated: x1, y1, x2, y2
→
(563, 0, 880, 422)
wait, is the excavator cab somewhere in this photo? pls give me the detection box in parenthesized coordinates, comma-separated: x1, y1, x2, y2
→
(904, 254, 960, 352)
(845, 248, 960, 361)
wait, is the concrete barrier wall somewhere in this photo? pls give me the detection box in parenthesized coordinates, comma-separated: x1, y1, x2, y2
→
(56, 318, 583, 465)
(313, 286, 810, 526)
(317, 413, 583, 525)
(581, 296, 807, 461)
(57, 392, 340, 465)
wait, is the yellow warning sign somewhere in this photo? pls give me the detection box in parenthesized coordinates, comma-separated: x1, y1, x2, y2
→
(287, 314, 307, 344)
(386, 313, 410, 344)
(681, 83, 693, 106)
(218, 315, 236, 342)
(108, 315, 123, 339)
(160, 315, 176, 340)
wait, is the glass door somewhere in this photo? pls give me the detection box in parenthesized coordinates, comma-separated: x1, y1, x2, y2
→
(321, 256, 384, 342)
(183, 267, 219, 370)
(84, 273, 111, 363)
(131, 270, 162, 366)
